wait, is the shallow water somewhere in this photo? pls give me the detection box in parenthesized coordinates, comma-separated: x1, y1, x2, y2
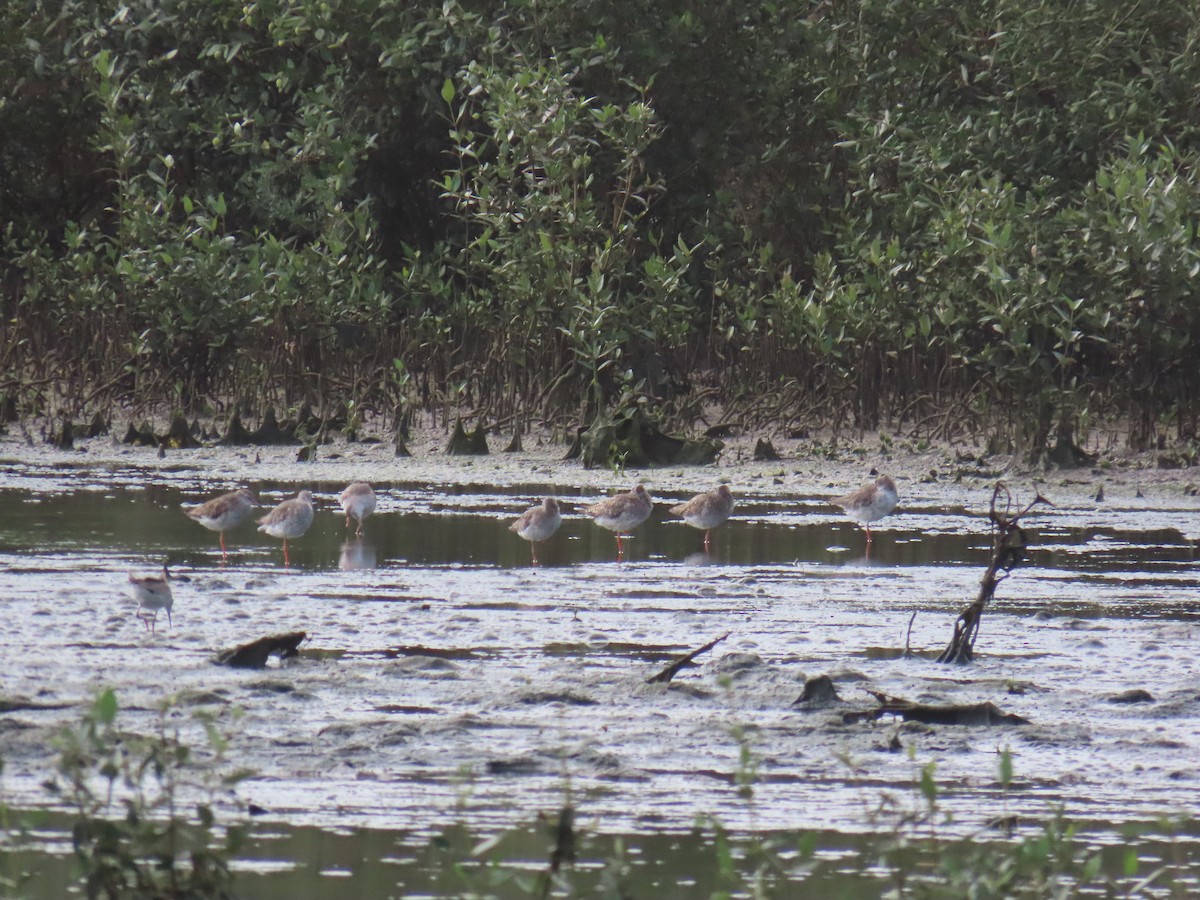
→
(2, 451, 1200, 892)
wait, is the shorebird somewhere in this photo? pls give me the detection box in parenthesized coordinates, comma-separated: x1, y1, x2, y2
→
(832, 474, 899, 545)
(584, 484, 653, 558)
(338, 482, 376, 536)
(185, 488, 258, 561)
(128, 566, 173, 633)
(670, 484, 735, 550)
(257, 490, 315, 565)
(509, 497, 562, 566)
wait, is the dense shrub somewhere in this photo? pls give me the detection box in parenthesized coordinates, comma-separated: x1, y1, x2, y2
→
(2, 0, 1199, 448)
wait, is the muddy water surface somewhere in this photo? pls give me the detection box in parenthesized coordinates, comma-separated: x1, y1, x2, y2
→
(2, 442, 1200, 893)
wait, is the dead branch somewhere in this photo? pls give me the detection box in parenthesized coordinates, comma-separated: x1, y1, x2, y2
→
(214, 631, 307, 668)
(936, 483, 1051, 664)
(646, 633, 730, 684)
(843, 690, 1030, 726)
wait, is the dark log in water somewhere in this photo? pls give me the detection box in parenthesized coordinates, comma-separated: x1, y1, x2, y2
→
(844, 691, 1030, 726)
(215, 631, 307, 668)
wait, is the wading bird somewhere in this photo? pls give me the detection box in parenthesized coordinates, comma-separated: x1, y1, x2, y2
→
(338, 482, 376, 536)
(832, 475, 899, 546)
(670, 484, 735, 551)
(509, 497, 563, 566)
(257, 490, 315, 565)
(128, 565, 173, 633)
(584, 484, 653, 559)
(185, 488, 258, 561)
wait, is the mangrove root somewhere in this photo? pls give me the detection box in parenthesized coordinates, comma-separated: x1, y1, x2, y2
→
(646, 632, 730, 684)
(753, 438, 781, 461)
(936, 482, 1050, 665)
(53, 415, 74, 450)
(446, 418, 489, 455)
(219, 412, 254, 445)
(571, 405, 722, 469)
(161, 413, 202, 449)
(843, 691, 1030, 726)
(215, 631, 307, 668)
(504, 419, 523, 453)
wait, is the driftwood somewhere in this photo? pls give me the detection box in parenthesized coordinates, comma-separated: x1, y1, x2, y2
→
(646, 633, 730, 684)
(937, 482, 1050, 665)
(843, 691, 1030, 726)
(215, 631, 307, 669)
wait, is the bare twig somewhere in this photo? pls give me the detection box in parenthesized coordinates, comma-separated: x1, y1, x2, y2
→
(937, 483, 1051, 664)
(646, 633, 730, 684)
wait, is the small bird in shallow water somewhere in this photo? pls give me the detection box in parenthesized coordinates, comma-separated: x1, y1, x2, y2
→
(338, 482, 376, 536)
(584, 484, 653, 559)
(257, 490, 315, 565)
(832, 474, 899, 545)
(128, 566, 173, 633)
(186, 488, 258, 561)
(509, 497, 562, 566)
(670, 484, 735, 550)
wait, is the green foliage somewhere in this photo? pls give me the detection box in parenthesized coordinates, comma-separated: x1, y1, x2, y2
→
(42, 688, 248, 899)
(3, 0, 1200, 445)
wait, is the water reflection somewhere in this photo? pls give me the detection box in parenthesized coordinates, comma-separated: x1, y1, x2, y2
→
(339, 537, 377, 571)
(2, 482, 1200, 574)
(5, 813, 1197, 899)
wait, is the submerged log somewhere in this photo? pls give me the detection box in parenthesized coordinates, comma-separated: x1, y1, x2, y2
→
(646, 633, 730, 684)
(215, 631, 307, 669)
(843, 691, 1030, 726)
(937, 483, 1050, 665)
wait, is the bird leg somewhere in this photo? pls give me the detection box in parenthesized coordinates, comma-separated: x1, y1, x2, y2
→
(283, 538, 291, 567)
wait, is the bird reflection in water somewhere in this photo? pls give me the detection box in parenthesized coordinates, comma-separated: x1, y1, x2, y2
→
(339, 537, 377, 571)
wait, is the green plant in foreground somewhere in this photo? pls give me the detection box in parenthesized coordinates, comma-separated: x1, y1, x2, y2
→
(43, 688, 248, 900)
